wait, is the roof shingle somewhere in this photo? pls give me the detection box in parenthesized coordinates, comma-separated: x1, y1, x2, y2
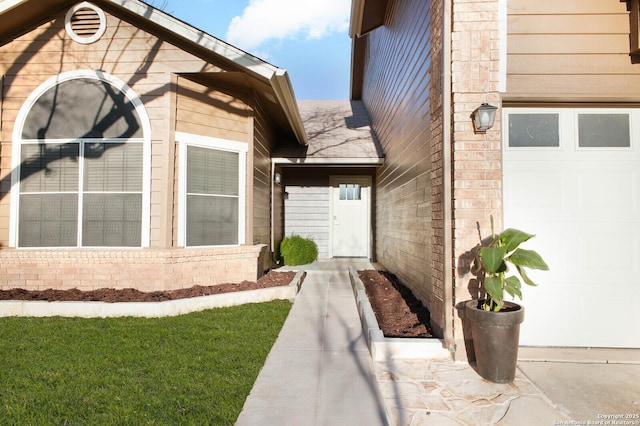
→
(274, 100, 383, 164)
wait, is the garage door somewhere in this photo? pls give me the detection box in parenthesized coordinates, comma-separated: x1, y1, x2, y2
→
(503, 108, 640, 348)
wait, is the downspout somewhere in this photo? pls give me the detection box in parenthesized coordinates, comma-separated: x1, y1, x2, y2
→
(442, 0, 455, 355)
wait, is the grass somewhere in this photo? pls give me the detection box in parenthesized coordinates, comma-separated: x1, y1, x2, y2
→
(0, 300, 291, 425)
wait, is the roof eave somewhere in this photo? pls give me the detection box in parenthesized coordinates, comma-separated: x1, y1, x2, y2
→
(0, 0, 28, 13)
(272, 157, 384, 166)
(349, 0, 388, 38)
(0, 0, 308, 145)
(271, 70, 308, 145)
(110, 0, 276, 79)
(114, 0, 308, 144)
(110, 0, 307, 144)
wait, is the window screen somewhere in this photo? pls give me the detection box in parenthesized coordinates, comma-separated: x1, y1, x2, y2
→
(84, 142, 143, 192)
(578, 114, 630, 148)
(186, 146, 239, 246)
(82, 193, 141, 246)
(18, 194, 78, 247)
(20, 143, 79, 193)
(508, 114, 560, 147)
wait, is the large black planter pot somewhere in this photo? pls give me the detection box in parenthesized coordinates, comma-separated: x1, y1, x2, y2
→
(465, 300, 525, 383)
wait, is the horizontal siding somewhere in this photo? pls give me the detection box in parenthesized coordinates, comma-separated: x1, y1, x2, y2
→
(361, 0, 435, 310)
(508, 54, 635, 75)
(506, 0, 637, 99)
(252, 99, 274, 255)
(508, 15, 628, 35)
(509, 35, 628, 55)
(283, 186, 330, 259)
(507, 0, 625, 15)
(175, 78, 251, 141)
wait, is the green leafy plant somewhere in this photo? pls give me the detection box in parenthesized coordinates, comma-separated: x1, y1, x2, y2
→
(280, 235, 318, 266)
(473, 216, 549, 312)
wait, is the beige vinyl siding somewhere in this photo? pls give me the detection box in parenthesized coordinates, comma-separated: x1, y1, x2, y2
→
(360, 0, 441, 323)
(507, 0, 637, 99)
(284, 185, 330, 259)
(175, 80, 251, 141)
(251, 99, 275, 251)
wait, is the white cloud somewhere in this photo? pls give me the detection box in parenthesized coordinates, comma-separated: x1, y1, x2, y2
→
(226, 0, 350, 51)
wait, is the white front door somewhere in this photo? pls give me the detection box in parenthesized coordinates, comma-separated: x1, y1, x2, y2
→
(330, 176, 371, 258)
(503, 108, 640, 348)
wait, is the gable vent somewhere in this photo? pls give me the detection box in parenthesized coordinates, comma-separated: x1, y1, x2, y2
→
(65, 2, 107, 44)
(71, 8, 101, 36)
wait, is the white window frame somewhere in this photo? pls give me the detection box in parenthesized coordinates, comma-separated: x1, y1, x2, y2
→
(573, 109, 635, 152)
(10, 70, 152, 248)
(502, 108, 566, 152)
(503, 108, 639, 154)
(176, 132, 247, 248)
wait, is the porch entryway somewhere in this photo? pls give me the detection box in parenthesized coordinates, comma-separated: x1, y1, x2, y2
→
(273, 100, 384, 261)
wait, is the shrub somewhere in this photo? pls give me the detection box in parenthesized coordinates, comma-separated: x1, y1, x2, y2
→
(280, 235, 318, 266)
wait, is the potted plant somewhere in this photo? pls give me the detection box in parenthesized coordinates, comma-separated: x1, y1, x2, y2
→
(465, 216, 549, 383)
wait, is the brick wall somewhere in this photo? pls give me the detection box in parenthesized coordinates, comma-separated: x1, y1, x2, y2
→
(450, 0, 503, 348)
(0, 245, 267, 291)
(429, 0, 446, 339)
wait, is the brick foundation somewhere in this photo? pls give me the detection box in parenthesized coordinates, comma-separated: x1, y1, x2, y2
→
(0, 245, 267, 291)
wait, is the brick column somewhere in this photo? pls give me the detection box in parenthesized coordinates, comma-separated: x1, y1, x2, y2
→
(450, 0, 502, 353)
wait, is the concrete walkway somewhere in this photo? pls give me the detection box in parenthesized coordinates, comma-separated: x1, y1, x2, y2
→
(236, 259, 388, 425)
(236, 260, 640, 425)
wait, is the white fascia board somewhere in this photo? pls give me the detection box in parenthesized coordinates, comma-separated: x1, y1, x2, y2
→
(272, 157, 384, 165)
(111, 0, 307, 144)
(0, 0, 29, 13)
(111, 0, 278, 81)
(349, 0, 365, 38)
(270, 69, 308, 145)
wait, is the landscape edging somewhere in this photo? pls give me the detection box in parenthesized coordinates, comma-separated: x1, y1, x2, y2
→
(347, 267, 449, 361)
(0, 270, 306, 318)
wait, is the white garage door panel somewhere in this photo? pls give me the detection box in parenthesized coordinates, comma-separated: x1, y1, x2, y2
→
(577, 227, 639, 281)
(521, 286, 640, 347)
(504, 169, 568, 215)
(577, 168, 638, 214)
(504, 108, 640, 348)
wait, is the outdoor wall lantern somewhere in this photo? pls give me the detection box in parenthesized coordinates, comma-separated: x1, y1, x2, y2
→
(274, 172, 282, 185)
(471, 103, 498, 133)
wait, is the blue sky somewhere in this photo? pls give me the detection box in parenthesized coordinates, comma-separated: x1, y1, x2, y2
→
(159, 0, 352, 100)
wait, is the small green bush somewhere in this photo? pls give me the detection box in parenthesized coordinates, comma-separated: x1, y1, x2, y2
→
(280, 235, 318, 266)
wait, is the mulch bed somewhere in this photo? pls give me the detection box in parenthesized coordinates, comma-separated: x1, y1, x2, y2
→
(358, 270, 433, 338)
(0, 271, 297, 303)
(0, 267, 431, 339)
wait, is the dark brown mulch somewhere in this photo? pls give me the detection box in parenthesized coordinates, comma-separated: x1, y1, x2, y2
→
(358, 270, 433, 338)
(0, 271, 297, 303)
(1, 267, 430, 338)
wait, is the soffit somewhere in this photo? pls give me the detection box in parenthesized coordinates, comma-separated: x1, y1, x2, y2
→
(180, 72, 294, 138)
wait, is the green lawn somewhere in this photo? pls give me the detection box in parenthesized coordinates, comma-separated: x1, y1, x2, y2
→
(0, 300, 291, 425)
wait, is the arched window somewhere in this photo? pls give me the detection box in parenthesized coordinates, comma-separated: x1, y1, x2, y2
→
(11, 70, 151, 248)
